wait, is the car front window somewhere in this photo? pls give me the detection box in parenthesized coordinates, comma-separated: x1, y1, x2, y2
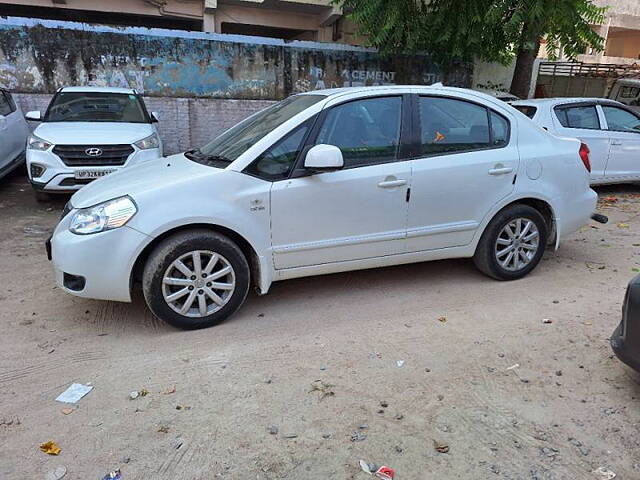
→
(44, 92, 150, 123)
(191, 95, 325, 166)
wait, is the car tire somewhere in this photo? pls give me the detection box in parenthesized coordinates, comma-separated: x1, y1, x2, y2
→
(142, 229, 250, 330)
(473, 204, 548, 281)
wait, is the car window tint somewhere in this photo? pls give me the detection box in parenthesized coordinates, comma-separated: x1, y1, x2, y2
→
(513, 105, 537, 119)
(244, 120, 311, 181)
(419, 96, 490, 154)
(490, 111, 509, 146)
(0, 92, 12, 116)
(555, 105, 599, 129)
(315, 96, 401, 168)
(602, 106, 640, 133)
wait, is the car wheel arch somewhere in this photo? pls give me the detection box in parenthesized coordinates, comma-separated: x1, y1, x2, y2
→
(476, 197, 557, 251)
(130, 223, 262, 296)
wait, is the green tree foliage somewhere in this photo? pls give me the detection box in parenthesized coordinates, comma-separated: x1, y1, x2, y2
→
(336, 0, 606, 96)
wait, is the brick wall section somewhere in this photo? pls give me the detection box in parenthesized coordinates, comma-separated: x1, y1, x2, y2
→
(14, 93, 276, 155)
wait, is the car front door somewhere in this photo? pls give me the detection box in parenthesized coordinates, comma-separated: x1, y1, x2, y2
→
(270, 95, 411, 270)
(600, 104, 640, 181)
(552, 103, 610, 181)
(407, 95, 519, 252)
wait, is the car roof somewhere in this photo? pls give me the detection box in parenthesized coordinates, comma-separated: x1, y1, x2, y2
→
(58, 86, 137, 94)
(299, 85, 489, 98)
(511, 97, 622, 107)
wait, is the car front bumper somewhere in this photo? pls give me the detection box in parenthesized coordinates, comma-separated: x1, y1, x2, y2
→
(27, 147, 161, 192)
(49, 213, 150, 302)
(611, 274, 640, 372)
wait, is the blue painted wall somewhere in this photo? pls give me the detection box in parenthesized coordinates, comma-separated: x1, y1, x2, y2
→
(0, 17, 471, 99)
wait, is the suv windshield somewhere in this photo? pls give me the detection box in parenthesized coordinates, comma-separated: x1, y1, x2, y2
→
(186, 94, 325, 167)
(44, 92, 150, 123)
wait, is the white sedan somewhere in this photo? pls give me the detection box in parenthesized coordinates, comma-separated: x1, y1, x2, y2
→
(511, 97, 640, 185)
(49, 86, 597, 329)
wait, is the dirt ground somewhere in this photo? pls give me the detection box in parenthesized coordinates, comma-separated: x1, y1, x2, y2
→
(1, 170, 640, 480)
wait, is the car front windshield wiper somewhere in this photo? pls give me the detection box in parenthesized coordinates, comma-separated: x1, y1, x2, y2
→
(184, 149, 232, 166)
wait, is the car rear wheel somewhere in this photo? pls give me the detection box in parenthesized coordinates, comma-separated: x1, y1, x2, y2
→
(473, 204, 548, 280)
(142, 230, 250, 330)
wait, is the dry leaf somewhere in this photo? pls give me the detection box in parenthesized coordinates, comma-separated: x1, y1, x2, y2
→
(40, 440, 61, 455)
(163, 386, 176, 395)
(434, 440, 449, 453)
(61, 408, 74, 415)
(618, 223, 630, 228)
(437, 316, 447, 323)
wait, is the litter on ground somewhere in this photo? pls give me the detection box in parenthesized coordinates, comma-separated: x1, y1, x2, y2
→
(55, 383, 93, 404)
(40, 440, 61, 455)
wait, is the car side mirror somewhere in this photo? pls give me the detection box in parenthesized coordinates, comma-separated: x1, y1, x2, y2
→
(303, 144, 344, 172)
(25, 110, 41, 121)
(151, 111, 160, 122)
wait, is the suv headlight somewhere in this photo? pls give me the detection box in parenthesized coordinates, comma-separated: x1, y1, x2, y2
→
(134, 133, 160, 150)
(69, 196, 137, 235)
(28, 134, 53, 151)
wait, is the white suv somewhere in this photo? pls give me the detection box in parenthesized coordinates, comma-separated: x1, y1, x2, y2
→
(26, 86, 162, 200)
(49, 86, 598, 329)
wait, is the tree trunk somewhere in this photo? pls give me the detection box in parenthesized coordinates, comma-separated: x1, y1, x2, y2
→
(510, 30, 541, 98)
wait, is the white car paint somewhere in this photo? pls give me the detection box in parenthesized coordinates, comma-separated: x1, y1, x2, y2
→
(26, 86, 162, 193)
(0, 88, 29, 179)
(511, 97, 640, 185)
(50, 86, 596, 311)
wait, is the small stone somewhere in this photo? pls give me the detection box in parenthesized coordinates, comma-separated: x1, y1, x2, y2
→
(395, 445, 403, 453)
(380, 401, 388, 408)
(267, 425, 278, 435)
(320, 366, 327, 371)
(158, 425, 170, 433)
(129, 391, 139, 400)
(284, 433, 298, 439)
(395, 413, 404, 420)
(437, 394, 444, 401)
(350, 431, 367, 442)
(425, 368, 431, 373)
(552, 300, 559, 304)
(322, 433, 331, 439)
(498, 353, 505, 358)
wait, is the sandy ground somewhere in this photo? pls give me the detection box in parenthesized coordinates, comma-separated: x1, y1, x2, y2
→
(1, 170, 639, 480)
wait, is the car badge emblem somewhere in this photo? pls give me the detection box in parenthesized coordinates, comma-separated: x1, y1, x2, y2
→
(85, 147, 103, 157)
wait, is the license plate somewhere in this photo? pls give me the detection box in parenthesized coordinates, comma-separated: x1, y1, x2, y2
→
(74, 169, 116, 179)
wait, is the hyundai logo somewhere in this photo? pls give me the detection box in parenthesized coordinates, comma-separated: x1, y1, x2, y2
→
(85, 147, 103, 157)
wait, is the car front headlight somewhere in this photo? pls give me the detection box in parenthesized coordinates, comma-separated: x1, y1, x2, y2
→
(28, 134, 53, 151)
(69, 196, 137, 235)
(134, 133, 160, 150)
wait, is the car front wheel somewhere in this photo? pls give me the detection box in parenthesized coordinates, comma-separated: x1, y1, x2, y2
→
(142, 229, 250, 329)
(473, 204, 548, 281)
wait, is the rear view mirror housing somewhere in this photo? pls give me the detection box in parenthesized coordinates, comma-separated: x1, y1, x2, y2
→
(303, 144, 344, 172)
(25, 110, 41, 121)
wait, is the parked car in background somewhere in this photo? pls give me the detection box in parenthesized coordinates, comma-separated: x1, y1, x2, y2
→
(476, 88, 520, 102)
(49, 86, 597, 329)
(26, 86, 162, 200)
(611, 274, 640, 372)
(511, 98, 640, 185)
(0, 88, 29, 180)
(607, 78, 640, 110)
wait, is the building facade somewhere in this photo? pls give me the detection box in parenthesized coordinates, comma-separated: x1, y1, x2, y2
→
(0, 0, 360, 43)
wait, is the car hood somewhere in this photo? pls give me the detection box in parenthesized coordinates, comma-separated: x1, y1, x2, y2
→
(34, 122, 153, 145)
(70, 153, 223, 208)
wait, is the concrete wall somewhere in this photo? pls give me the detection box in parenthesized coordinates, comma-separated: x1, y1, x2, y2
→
(0, 17, 469, 99)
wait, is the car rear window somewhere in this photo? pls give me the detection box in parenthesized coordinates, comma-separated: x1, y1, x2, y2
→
(512, 105, 537, 119)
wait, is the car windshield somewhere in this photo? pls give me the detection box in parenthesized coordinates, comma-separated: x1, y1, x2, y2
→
(186, 94, 325, 167)
(44, 92, 150, 123)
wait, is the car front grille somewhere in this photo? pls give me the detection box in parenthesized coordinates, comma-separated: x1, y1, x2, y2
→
(53, 144, 134, 166)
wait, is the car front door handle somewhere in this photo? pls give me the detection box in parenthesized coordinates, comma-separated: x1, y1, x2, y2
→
(488, 165, 513, 176)
(378, 179, 407, 188)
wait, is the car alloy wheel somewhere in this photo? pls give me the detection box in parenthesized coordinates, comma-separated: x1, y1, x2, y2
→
(494, 218, 539, 272)
(161, 250, 236, 318)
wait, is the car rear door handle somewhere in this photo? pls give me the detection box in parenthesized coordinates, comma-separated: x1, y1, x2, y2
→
(488, 165, 513, 176)
(378, 179, 407, 188)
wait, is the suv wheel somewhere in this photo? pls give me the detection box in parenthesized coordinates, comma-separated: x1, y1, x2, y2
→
(142, 230, 250, 329)
(473, 204, 548, 280)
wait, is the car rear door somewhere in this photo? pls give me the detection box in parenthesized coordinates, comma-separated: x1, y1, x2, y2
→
(599, 104, 640, 181)
(552, 102, 610, 181)
(0, 90, 14, 169)
(270, 94, 411, 269)
(407, 94, 518, 252)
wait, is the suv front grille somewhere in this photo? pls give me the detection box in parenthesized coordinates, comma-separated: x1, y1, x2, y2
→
(53, 144, 134, 166)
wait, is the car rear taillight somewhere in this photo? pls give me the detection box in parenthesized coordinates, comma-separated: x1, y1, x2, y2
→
(579, 143, 591, 172)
